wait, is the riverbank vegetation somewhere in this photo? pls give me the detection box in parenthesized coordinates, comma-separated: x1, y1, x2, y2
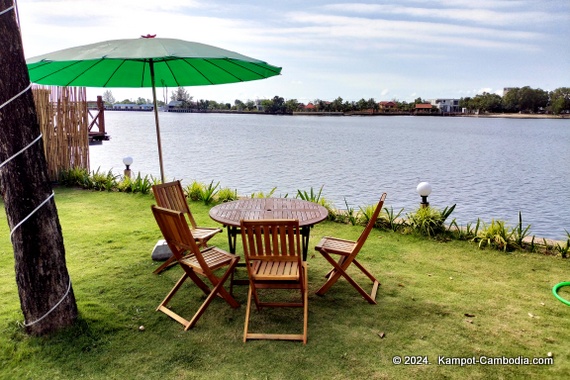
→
(56, 168, 569, 257)
(103, 86, 570, 115)
(1, 186, 569, 379)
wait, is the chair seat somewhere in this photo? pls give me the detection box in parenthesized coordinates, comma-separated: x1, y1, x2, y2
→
(315, 237, 356, 256)
(250, 260, 300, 281)
(180, 246, 235, 271)
(192, 227, 222, 241)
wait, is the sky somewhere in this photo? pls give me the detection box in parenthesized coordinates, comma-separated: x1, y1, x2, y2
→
(16, 0, 570, 104)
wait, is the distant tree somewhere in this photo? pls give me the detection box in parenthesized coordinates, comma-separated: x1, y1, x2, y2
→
(502, 86, 549, 113)
(367, 98, 378, 112)
(331, 96, 343, 112)
(469, 92, 502, 113)
(245, 100, 256, 111)
(356, 98, 368, 111)
(197, 99, 209, 111)
(267, 96, 285, 114)
(234, 99, 245, 111)
(285, 98, 301, 113)
(459, 97, 471, 112)
(502, 88, 520, 112)
(102, 90, 115, 104)
(549, 87, 570, 114)
(135, 97, 147, 105)
(170, 87, 192, 107)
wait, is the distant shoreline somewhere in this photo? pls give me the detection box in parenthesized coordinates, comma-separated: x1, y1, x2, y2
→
(292, 111, 570, 119)
(105, 108, 570, 119)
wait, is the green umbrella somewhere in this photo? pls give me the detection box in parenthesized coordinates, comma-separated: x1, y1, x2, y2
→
(26, 36, 282, 182)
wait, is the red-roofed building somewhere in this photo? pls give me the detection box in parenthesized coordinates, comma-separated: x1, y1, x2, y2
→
(414, 103, 434, 113)
(379, 101, 398, 112)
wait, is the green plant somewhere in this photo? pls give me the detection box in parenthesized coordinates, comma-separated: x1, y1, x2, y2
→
(343, 198, 359, 226)
(200, 180, 220, 205)
(251, 187, 277, 198)
(383, 206, 404, 231)
(58, 167, 91, 187)
(217, 187, 238, 202)
(555, 230, 570, 258)
(185, 180, 204, 201)
(296, 185, 323, 203)
(116, 176, 132, 192)
(407, 204, 456, 238)
(472, 219, 512, 251)
(449, 218, 481, 240)
(90, 168, 118, 191)
(511, 211, 532, 248)
(359, 204, 375, 226)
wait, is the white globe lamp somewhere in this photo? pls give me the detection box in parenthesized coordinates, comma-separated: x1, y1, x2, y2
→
(416, 181, 432, 207)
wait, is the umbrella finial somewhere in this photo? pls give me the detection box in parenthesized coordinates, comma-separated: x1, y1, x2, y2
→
(141, 34, 156, 39)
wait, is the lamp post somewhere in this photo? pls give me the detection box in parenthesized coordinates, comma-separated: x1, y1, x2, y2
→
(416, 181, 432, 208)
(123, 156, 133, 178)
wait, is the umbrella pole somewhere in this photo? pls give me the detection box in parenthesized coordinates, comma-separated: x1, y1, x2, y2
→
(149, 60, 165, 183)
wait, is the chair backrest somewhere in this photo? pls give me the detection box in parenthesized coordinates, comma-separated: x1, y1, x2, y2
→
(240, 219, 302, 264)
(152, 180, 198, 228)
(353, 193, 387, 253)
(151, 205, 203, 265)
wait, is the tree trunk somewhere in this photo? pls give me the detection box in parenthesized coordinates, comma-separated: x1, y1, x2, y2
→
(0, 0, 77, 335)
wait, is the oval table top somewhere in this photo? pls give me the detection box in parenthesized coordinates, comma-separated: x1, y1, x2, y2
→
(209, 198, 329, 227)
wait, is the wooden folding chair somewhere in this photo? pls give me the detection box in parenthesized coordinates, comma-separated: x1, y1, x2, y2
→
(315, 193, 387, 304)
(240, 219, 308, 344)
(152, 180, 222, 274)
(151, 205, 240, 330)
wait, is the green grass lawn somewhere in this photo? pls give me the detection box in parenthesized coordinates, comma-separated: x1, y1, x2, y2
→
(1, 187, 569, 379)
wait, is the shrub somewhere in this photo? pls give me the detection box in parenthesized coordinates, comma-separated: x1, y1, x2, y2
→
(555, 230, 570, 258)
(91, 168, 118, 191)
(383, 206, 404, 231)
(511, 211, 532, 249)
(200, 180, 220, 205)
(217, 187, 238, 202)
(251, 187, 277, 198)
(472, 219, 512, 251)
(185, 181, 204, 201)
(407, 204, 456, 238)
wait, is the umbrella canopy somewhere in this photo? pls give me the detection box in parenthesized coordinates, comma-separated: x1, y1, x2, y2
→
(26, 36, 282, 182)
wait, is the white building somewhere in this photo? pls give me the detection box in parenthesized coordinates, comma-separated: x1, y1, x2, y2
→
(429, 98, 460, 113)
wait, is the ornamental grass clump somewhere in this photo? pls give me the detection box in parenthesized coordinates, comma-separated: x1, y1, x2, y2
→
(185, 180, 204, 201)
(406, 204, 456, 238)
(472, 219, 513, 252)
(382, 206, 405, 232)
(217, 187, 238, 202)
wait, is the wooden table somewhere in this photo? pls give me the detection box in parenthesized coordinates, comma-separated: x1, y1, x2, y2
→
(209, 198, 329, 260)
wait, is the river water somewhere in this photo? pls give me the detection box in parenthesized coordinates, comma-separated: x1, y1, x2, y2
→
(89, 112, 570, 240)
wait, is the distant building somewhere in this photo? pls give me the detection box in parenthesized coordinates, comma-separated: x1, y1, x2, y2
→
(113, 103, 153, 111)
(378, 101, 398, 112)
(429, 98, 460, 113)
(414, 103, 433, 113)
(304, 103, 316, 111)
(503, 87, 516, 96)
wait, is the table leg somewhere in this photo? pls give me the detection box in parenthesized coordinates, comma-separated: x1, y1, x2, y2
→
(301, 226, 311, 261)
(227, 225, 239, 254)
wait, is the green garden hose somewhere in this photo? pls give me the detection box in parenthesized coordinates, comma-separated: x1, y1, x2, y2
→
(552, 282, 570, 306)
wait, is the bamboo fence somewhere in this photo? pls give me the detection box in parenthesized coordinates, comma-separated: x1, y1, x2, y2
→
(32, 86, 89, 181)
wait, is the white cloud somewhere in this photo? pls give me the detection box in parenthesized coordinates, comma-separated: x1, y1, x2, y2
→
(16, 0, 570, 103)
